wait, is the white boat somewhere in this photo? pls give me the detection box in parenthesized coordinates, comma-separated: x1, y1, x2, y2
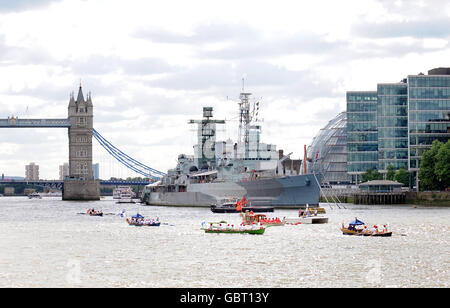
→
(113, 186, 134, 199)
(114, 186, 136, 203)
(40, 192, 62, 197)
(285, 216, 329, 224)
(28, 192, 42, 199)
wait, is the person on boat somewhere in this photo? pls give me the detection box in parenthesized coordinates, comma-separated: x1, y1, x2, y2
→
(371, 225, 377, 235)
(361, 226, 368, 234)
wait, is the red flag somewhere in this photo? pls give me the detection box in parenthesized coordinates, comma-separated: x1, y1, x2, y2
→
(235, 199, 242, 211)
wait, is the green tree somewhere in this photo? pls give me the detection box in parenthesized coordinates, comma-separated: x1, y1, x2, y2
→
(418, 140, 449, 190)
(394, 168, 410, 187)
(386, 164, 396, 181)
(361, 169, 383, 183)
(434, 139, 450, 189)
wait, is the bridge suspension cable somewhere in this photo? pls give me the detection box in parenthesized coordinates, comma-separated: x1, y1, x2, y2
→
(92, 129, 166, 180)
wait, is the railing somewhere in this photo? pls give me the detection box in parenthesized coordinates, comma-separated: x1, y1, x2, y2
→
(0, 118, 71, 128)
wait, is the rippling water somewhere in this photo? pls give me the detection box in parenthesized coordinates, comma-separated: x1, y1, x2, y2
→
(0, 196, 448, 287)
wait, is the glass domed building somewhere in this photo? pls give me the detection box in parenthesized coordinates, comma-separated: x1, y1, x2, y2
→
(304, 112, 350, 185)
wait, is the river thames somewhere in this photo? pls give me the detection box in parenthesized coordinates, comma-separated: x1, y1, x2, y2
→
(0, 197, 448, 287)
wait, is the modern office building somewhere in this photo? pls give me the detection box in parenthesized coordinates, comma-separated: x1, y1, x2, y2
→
(25, 162, 39, 181)
(306, 112, 351, 184)
(345, 67, 450, 186)
(93, 163, 100, 180)
(408, 68, 450, 187)
(59, 163, 70, 180)
(377, 82, 408, 172)
(346, 91, 378, 183)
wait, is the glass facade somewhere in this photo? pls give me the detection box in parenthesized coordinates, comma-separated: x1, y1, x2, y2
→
(377, 83, 408, 171)
(346, 91, 378, 181)
(408, 74, 450, 171)
(306, 112, 350, 184)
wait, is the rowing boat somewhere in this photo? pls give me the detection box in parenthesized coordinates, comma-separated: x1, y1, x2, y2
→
(126, 218, 161, 227)
(86, 209, 103, 216)
(203, 228, 265, 235)
(341, 227, 392, 237)
(341, 218, 392, 237)
(201, 221, 266, 234)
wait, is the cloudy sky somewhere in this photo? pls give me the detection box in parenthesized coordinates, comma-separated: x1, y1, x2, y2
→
(0, 0, 449, 179)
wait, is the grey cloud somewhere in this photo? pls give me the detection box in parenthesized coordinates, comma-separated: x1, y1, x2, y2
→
(353, 19, 450, 39)
(134, 23, 260, 45)
(0, 35, 55, 66)
(201, 34, 348, 60)
(69, 55, 175, 76)
(135, 23, 348, 60)
(376, 0, 450, 19)
(0, 0, 60, 12)
(150, 60, 338, 101)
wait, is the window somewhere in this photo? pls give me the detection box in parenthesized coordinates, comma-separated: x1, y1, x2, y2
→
(76, 149, 88, 157)
(76, 162, 89, 175)
(76, 136, 88, 143)
(77, 117, 86, 126)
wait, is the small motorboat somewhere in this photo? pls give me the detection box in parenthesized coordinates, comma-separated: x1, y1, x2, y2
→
(285, 207, 328, 224)
(341, 218, 392, 237)
(285, 216, 328, 224)
(28, 192, 42, 199)
(201, 221, 266, 235)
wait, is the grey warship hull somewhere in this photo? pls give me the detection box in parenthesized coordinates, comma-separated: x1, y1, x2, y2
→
(142, 174, 320, 208)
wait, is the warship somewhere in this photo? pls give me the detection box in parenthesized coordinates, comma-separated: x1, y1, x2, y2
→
(141, 91, 321, 208)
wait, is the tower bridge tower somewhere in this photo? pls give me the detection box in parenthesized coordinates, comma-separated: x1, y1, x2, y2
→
(68, 85, 94, 179)
(63, 85, 100, 200)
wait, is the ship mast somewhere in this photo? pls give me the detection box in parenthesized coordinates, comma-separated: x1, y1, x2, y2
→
(189, 107, 225, 169)
(238, 78, 252, 159)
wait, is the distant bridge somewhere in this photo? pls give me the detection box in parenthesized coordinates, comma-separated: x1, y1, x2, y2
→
(0, 179, 153, 191)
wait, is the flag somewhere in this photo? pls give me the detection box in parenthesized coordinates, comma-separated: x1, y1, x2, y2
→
(236, 200, 242, 211)
(242, 196, 247, 205)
